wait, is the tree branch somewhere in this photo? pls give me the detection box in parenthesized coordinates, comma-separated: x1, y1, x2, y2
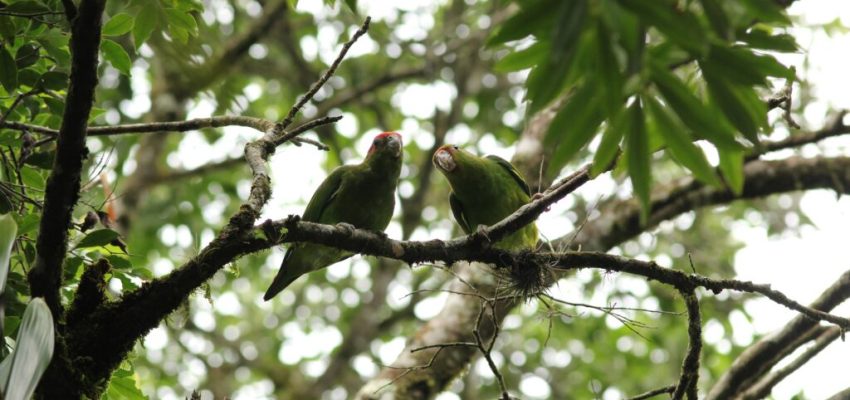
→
(60, 17, 371, 392)
(28, 0, 106, 318)
(738, 326, 842, 400)
(706, 269, 850, 400)
(672, 290, 702, 400)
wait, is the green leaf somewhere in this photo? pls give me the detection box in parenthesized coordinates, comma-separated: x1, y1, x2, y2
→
(344, 0, 357, 13)
(545, 81, 605, 173)
(594, 19, 624, 115)
(644, 96, 721, 187)
(15, 44, 40, 69)
(43, 96, 65, 116)
(105, 372, 148, 400)
(106, 255, 132, 270)
(37, 30, 71, 66)
(38, 70, 68, 91)
(0, 213, 17, 293)
(702, 67, 767, 143)
(740, 28, 798, 52)
(617, 0, 707, 56)
(719, 147, 744, 194)
(739, 0, 791, 25)
(4, 316, 20, 337)
(0, 46, 18, 93)
(75, 229, 121, 249)
(133, 6, 159, 49)
(494, 42, 547, 72)
(487, 0, 556, 46)
(103, 13, 135, 37)
(0, 17, 15, 41)
(165, 8, 198, 35)
(590, 106, 627, 177)
(649, 62, 740, 150)
(102, 39, 132, 76)
(15, 213, 39, 236)
(625, 100, 651, 221)
(4, 1, 49, 13)
(0, 298, 55, 400)
(699, 0, 731, 39)
(527, 0, 588, 113)
(703, 44, 792, 86)
(20, 168, 45, 190)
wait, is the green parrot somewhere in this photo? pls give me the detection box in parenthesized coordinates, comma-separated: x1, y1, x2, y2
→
(432, 145, 538, 250)
(264, 131, 403, 300)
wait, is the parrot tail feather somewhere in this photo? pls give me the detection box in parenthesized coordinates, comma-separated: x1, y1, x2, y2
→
(263, 272, 300, 301)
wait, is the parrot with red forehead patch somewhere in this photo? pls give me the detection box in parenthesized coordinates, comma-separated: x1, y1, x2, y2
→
(432, 145, 538, 251)
(264, 131, 403, 300)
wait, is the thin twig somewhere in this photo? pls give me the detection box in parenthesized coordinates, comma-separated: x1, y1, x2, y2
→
(672, 289, 702, 400)
(276, 17, 372, 132)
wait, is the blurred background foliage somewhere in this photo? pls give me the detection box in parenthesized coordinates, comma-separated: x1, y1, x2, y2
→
(0, 0, 848, 398)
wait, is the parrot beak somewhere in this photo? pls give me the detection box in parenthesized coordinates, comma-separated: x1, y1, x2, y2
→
(433, 147, 456, 172)
(386, 133, 402, 158)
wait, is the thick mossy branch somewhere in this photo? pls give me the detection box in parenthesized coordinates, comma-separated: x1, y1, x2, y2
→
(28, 0, 106, 318)
(66, 259, 111, 327)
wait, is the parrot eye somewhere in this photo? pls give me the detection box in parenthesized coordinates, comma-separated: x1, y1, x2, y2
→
(452, 145, 459, 150)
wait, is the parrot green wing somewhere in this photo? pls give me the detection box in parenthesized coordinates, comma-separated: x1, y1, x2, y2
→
(485, 155, 531, 196)
(301, 166, 349, 222)
(449, 192, 472, 234)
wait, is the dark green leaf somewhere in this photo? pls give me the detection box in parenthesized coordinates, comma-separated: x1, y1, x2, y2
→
(75, 229, 121, 249)
(702, 67, 767, 143)
(719, 147, 744, 194)
(133, 6, 159, 49)
(106, 254, 132, 269)
(0, 46, 19, 93)
(38, 70, 68, 91)
(102, 39, 132, 76)
(699, 0, 731, 39)
(594, 19, 623, 115)
(103, 13, 135, 36)
(545, 81, 605, 173)
(617, 0, 707, 55)
(487, 0, 557, 46)
(739, 0, 791, 25)
(590, 106, 627, 177)
(741, 28, 798, 52)
(494, 42, 547, 72)
(0, 17, 15, 41)
(644, 96, 720, 187)
(4, 1, 50, 13)
(649, 62, 740, 150)
(43, 95, 65, 115)
(23, 151, 55, 169)
(625, 100, 650, 221)
(703, 44, 792, 86)
(527, 0, 588, 113)
(15, 44, 40, 69)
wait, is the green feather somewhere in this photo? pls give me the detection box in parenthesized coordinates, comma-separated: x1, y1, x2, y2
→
(436, 147, 538, 250)
(265, 134, 402, 300)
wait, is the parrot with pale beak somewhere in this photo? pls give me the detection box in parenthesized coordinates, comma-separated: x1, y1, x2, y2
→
(264, 132, 403, 300)
(432, 145, 538, 250)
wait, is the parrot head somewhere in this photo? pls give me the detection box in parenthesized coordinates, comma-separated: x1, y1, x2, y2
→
(432, 144, 464, 173)
(367, 131, 403, 159)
